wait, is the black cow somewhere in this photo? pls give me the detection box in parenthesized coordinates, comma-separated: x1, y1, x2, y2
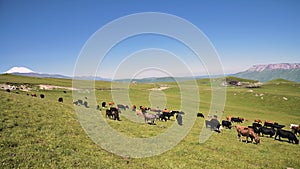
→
(205, 119, 221, 133)
(222, 120, 232, 129)
(162, 111, 176, 120)
(197, 112, 204, 118)
(259, 127, 275, 137)
(249, 123, 262, 134)
(110, 107, 121, 121)
(58, 97, 63, 103)
(40, 94, 45, 99)
(83, 101, 89, 108)
(73, 101, 79, 105)
(117, 104, 129, 110)
(102, 102, 106, 108)
(231, 117, 243, 123)
(106, 109, 113, 119)
(78, 99, 83, 105)
(158, 113, 168, 122)
(275, 129, 299, 144)
(63, 91, 67, 93)
(176, 114, 183, 126)
(6, 89, 10, 92)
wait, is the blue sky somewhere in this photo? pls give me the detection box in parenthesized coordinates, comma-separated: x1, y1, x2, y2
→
(1, 0, 300, 78)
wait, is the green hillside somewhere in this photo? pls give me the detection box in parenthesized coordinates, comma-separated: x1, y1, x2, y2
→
(1, 74, 300, 168)
(234, 69, 300, 82)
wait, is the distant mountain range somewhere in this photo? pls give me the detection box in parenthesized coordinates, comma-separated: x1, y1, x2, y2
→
(233, 63, 300, 82)
(3, 63, 300, 83)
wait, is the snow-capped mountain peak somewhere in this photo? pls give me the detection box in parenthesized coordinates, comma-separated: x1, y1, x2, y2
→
(4, 67, 34, 74)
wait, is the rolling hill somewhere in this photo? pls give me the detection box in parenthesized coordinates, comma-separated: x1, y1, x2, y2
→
(0, 74, 300, 168)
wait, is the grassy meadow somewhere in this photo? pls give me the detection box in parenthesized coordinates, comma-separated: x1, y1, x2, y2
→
(0, 74, 300, 168)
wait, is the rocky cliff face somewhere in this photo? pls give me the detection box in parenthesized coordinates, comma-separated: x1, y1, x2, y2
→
(247, 63, 300, 72)
(234, 63, 300, 82)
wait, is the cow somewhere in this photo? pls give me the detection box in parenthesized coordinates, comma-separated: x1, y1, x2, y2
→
(106, 109, 113, 119)
(249, 123, 262, 134)
(78, 99, 83, 105)
(96, 105, 100, 110)
(132, 105, 137, 111)
(142, 111, 158, 125)
(291, 126, 300, 136)
(63, 91, 67, 93)
(6, 89, 10, 92)
(236, 125, 260, 144)
(31, 93, 37, 97)
(226, 116, 232, 121)
(40, 94, 45, 99)
(162, 111, 176, 120)
(108, 102, 115, 106)
(258, 127, 276, 137)
(117, 104, 129, 110)
(231, 117, 243, 123)
(83, 101, 89, 108)
(222, 120, 232, 129)
(58, 97, 63, 103)
(176, 114, 183, 126)
(275, 129, 299, 144)
(102, 102, 106, 108)
(158, 113, 168, 122)
(109, 107, 121, 121)
(205, 119, 221, 133)
(197, 112, 204, 118)
(254, 119, 262, 123)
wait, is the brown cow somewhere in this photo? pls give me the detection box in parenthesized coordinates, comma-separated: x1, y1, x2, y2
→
(254, 119, 262, 123)
(292, 126, 300, 135)
(108, 102, 115, 106)
(31, 93, 37, 97)
(226, 116, 232, 121)
(236, 125, 260, 144)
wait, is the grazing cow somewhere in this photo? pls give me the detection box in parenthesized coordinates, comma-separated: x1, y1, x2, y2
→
(236, 125, 260, 144)
(40, 94, 45, 99)
(78, 99, 83, 105)
(63, 91, 67, 93)
(83, 101, 89, 108)
(58, 97, 63, 103)
(205, 119, 221, 133)
(290, 124, 299, 129)
(254, 119, 262, 123)
(240, 117, 248, 122)
(275, 129, 299, 144)
(249, 123, 262, 134)
(108, 102, 115, 106)
(102, 102, 106, 108)
(31, 93, 37, 97)
(222, 120, 232, 129)
(132, 105, 137, 111)
(176, 114, 183, 126)
(110, 107, 121, 121)
(6, 89, 10, 92)
(162, 111, 176, 120)
(226, 116, 232, 121)
(231, 117, 243, 123)
(259, 127, 276, 137)
(117, 104, 129, 110)
(106, 109, 113, 119)
(197, 112, 204, 118)
(142, 111, 158, 124)
(158, 113, 168, 122)
(73, 101, 78, 105)
(263, 121, 274, 127)
(291, 126, 300, 136)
